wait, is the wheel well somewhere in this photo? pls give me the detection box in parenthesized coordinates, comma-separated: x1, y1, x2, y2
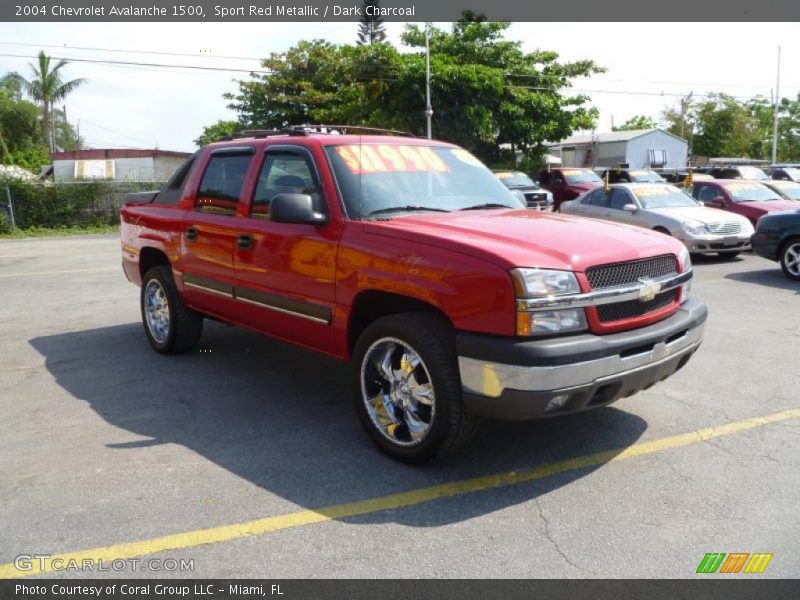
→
(652, 226, 671, 235)
(347, 291, 453, 354)
(139, 247, 170, 279)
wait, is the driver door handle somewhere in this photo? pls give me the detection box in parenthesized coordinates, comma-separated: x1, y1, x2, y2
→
(237, 233, 254, 250)
(185, 227, 198, 241)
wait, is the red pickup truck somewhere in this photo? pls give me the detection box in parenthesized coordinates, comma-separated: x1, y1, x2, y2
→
(121, 127, 707, 463)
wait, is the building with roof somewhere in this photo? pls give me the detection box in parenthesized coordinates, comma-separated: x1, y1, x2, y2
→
(549, 128, 688, 170)
(51, 149, 192, 183)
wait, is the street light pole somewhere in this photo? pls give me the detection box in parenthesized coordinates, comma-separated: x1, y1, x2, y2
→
(771, 46, 781, 165)
(425, 22, 433, 140)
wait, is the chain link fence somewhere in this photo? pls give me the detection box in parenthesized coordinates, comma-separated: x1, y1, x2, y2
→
(0, 180, 165, 233)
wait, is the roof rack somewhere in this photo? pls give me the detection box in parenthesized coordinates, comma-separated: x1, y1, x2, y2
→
(220, 124, 416, 141)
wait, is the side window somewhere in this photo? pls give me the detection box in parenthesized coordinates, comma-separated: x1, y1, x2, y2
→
(552, 173, 564, 185)
(155, 153, 197, 206)
(251, 150, 321, 219)
(608, 188, 631, 210)
(587, 189, 610, 207)
(196, 154, 253, 216)
(697, 185, 720, 203)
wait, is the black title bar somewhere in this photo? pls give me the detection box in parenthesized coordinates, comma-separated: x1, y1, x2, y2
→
(3, 0, 800, 22)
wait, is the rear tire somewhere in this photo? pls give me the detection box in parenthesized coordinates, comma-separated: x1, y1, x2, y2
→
(141, 266, 204, 354)
(779, 237, 800, 281)
(351, 312, 480, 464)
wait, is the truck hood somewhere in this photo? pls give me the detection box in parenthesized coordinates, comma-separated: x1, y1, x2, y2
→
(363, 209, 682, 272)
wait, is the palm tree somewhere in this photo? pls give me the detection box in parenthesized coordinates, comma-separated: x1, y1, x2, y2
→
(12, 51, 86, 154)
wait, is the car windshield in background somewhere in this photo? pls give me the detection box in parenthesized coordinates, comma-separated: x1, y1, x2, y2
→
(630, 185, 699, 209)
(769, 181, 800, 200)
(325, 144, 524, 218)
(563, 169, 602, 184)
(724, 182, 782, 202)
(495, 171, 536, 187)
(738, 166, 769, 180)
(629, 170, 664, 182)
(781, 167, 800, 180)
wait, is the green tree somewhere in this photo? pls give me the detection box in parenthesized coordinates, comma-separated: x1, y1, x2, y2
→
(194, 119, 242, 147)
(357, 0, 387, 45)
(10, 51, 86, 154)
(220, 17, 602, 166)
(613, 115, 657, 131)
(690, 93, 764, 159)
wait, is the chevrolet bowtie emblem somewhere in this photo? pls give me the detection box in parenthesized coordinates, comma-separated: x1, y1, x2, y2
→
(637, 277, 662, 302)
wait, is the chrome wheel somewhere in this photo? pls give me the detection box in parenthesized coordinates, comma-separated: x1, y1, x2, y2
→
(360, 337, 435, 447)
(783, 242, 800, 277)
(144, 279, 170, 344)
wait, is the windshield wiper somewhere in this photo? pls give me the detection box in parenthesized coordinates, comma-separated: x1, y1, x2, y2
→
(459, 203, 516, 211)
(366, 205, 451, 217)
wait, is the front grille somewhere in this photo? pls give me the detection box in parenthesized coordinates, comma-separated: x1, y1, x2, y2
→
(587, 255, 679, 325)
(596, 290, 678, 322)
(586, 255, 677, 289)
(706, 222, 742, 235)
(524, 192, 548, 209)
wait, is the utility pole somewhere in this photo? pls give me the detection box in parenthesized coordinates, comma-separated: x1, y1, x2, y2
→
(425, 22, 433, 140)
(771, 46, 781, 165)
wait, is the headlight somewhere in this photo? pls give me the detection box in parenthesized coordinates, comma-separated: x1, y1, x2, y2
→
(517, 309, 588, 336)
(678, 246, 692, 303)
(510, 268, 587, 336)
(678, 246, 692, 272)
(510, 268, 581, 297)
(681, 221, 710, 237)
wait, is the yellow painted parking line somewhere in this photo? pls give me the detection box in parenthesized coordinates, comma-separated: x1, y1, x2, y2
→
(1, 407, 798, 579)
(0, 267, 117, 279)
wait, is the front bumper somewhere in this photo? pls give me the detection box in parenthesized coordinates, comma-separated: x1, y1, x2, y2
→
(680, 234, 751, 254)
(457, 298, 707, 421)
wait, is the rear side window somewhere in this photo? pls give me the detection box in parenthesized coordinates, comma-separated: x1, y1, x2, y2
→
(585, 189, 609, 207)
(154, 153, 197, 205)
(196, 154, 252, 216)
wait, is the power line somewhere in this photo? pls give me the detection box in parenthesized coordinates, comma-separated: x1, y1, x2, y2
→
(0, 41, 264, 62)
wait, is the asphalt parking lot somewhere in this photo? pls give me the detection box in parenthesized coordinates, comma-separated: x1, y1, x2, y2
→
(0, 234, 798, 579)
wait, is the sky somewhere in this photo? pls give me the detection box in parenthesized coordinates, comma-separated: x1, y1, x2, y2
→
(1, 22, 799, 152)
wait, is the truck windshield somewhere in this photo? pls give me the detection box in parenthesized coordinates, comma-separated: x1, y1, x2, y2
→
(737, 166, 769, 180)
(325, 144, 524, 219)
(562, 169, 602, 184)
(770, 182, 800, 200)
(724, 182, 783, 202)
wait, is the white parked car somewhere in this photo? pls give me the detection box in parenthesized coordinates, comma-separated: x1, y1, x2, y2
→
(561, 183, 754, 258)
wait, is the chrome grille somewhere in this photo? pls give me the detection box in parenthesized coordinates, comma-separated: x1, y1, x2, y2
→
(596, 290, 678, 322)
(586, 255, 677, 290)
(706, 222, 742, 235)
(524, 192, 548, 209)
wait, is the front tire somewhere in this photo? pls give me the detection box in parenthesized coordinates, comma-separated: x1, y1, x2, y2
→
(141, 266, 204, 354)
(352, 312, 480, 463)
(780, 237, 800, 281)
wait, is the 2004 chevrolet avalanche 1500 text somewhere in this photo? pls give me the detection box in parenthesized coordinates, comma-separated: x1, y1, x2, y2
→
(120, 127, 707, 463)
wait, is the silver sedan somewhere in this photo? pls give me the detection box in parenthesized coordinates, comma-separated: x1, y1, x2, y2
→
(561, 183, 754, 258)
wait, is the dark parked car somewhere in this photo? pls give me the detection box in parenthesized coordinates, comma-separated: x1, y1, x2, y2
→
(600, 168, 665, 184)
(695, 165, 769, 181)
(752, 209, 800, 280)
(493, 170, 553, 210)
(770, 164, 800, 182)
(690, 180, 798, 226)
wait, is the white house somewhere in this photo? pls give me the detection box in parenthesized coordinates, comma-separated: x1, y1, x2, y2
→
(550, 129, 688, 170)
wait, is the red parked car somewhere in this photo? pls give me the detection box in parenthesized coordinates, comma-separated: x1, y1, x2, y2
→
(690, 180, 799, 226)
(537, 167, 603, 211)
(121, 127, 706, 463)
